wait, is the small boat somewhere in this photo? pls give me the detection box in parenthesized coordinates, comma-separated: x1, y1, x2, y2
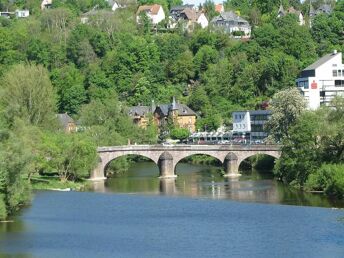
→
(50, 188, 72, 192)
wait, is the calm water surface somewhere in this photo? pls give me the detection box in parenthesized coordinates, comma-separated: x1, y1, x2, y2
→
(1, 162, 344, 258)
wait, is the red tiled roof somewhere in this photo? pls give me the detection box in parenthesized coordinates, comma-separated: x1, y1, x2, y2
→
(137, 4, 161, 15)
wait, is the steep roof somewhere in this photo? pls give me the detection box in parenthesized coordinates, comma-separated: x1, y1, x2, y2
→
(137, 4, 161, 15)
(317, 4, 332, 14)
(170, 4, 194, 12)
(303, 52, 340, 71)
(156, 103, 197, 117)
(212, 11, 250, 26)
(128, 106, 151, 117)
(57, 113, 74, 128)
(278, 4, 285, 15)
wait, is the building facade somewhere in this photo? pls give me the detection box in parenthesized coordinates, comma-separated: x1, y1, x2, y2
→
(232, 110, 271, 142)
(136, 4, 165, 25)
(296, 50, 344, 110)
(211, 11, 251, 39)
(57, 113, 77, 133)
(277, 5, 305, 26)
(154, 98, 197, 133)
(169, 5, 208, 30)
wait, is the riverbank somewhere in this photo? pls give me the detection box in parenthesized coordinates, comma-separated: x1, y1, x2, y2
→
(31, 176, 90, 191)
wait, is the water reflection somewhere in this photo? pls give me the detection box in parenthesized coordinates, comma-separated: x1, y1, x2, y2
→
(96, 161, 344, 208)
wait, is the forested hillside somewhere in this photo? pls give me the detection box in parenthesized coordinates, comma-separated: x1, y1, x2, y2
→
(0, 0, 343, 218)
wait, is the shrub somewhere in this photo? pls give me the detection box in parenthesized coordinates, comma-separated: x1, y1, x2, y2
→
(306, 164, 344, 198)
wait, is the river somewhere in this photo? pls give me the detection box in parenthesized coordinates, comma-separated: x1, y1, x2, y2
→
(1, 162, 344, 258)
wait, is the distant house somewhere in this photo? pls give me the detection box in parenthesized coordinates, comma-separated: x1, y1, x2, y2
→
(15, 9, 30, 18)
(214, 4, 224, 13)
(128, 105, 154, 128)
(211, 11, 251, 39)
(41, 0, 53, 10)
(154, 97, 197, 133)
(57, 113, 77, 133)
(0, 12, 11, 18)
(169, 5, 208, 30)
(107, 0, 126, 11)
(309, 4, 333, 27)
(277, 5, 305, 26)
(136, 4, 165, 25)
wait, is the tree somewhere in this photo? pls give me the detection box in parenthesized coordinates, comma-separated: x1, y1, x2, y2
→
(51, 64, 86, 114)
(170, 128, 190, 141)
(274, 111, 320, 186)
(0, 64, 57, 127)
(265, 88, 306, 143)
(40, 132, 97, 181)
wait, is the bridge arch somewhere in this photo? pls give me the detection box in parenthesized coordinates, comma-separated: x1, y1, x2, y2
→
(104, 154, 159, 178)
(174, 153, 224, 175)
(236, 151, 280, 174)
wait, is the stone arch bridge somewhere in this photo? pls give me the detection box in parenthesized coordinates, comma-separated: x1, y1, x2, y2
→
(91, 145, 281, 180)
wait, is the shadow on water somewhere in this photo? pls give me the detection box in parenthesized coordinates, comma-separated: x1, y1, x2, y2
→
(96, 161, 344, 208)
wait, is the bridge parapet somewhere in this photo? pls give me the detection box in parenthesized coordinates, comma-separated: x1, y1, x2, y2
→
(91, 145, 282, 180)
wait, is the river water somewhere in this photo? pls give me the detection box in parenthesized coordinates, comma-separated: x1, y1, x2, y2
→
(1, 162, 344, 258)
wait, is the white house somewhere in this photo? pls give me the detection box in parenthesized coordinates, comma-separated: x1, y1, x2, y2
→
(169, 6, 208, 30)
(277, 5, 305, 26)
(211, 11, 251, 39)
(296, 50, 344, 110)
(136, 4, 165, 25)
(233, 111, 251, 133)
(15, 9, 30, 18)
(41, 0, 52, 10)
(107, 0, 126, 11)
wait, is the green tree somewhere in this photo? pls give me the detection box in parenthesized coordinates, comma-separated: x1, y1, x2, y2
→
(51, 64, 86, 114)
(0, 64, 57, 127)
(265, 88, 306, 143)
(40, 132, 97, 181)
(170, 128, 190, 141)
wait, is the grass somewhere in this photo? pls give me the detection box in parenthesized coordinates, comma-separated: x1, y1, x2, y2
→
(31, 176, 91, 191)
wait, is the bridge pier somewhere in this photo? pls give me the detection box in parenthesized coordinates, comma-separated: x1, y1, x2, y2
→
(90, 160, 107, 181)
(158, 152, 177, 179)
(224, 153, 241, 178)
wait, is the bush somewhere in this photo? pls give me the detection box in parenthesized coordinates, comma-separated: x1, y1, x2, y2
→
(306, 164, 344, 198)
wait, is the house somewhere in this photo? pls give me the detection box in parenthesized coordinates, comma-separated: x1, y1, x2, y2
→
(277, 4, 305, 26)
(154, 97, 197, 133)
(41, 0, 52, 10)
(215, 4, 224, 13)
(296, 50, 344, 110)
(57, 113, 77, 133)
(15, 10, 30, 18)
(136, 4, 165, 25)
(169, 6, 208, 30)
(211, 11, 251, 39)
(128, 104, 154, 128)
(232, 110, 272, 142)
(107, 0, 126, 11)
(309, 3, 333, 27)
(0, 12, 11, 18)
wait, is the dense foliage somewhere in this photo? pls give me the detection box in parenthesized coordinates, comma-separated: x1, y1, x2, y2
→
(0, 0, 343, 218)
(275, 97, 344, 196)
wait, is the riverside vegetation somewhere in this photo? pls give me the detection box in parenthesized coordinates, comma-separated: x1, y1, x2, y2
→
(0, 0, 343, 219)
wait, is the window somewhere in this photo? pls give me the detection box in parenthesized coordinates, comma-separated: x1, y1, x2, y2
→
(335, 80, 344, 87)
(298, 81, 309, 89)
(333, 70, 338, 77)
(339, 70, 342, 77)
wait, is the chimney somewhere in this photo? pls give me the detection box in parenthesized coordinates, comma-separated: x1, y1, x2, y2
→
(333, 49, 337, 55)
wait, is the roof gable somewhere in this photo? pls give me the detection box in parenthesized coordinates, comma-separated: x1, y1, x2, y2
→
(303, 52, 340, 71)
